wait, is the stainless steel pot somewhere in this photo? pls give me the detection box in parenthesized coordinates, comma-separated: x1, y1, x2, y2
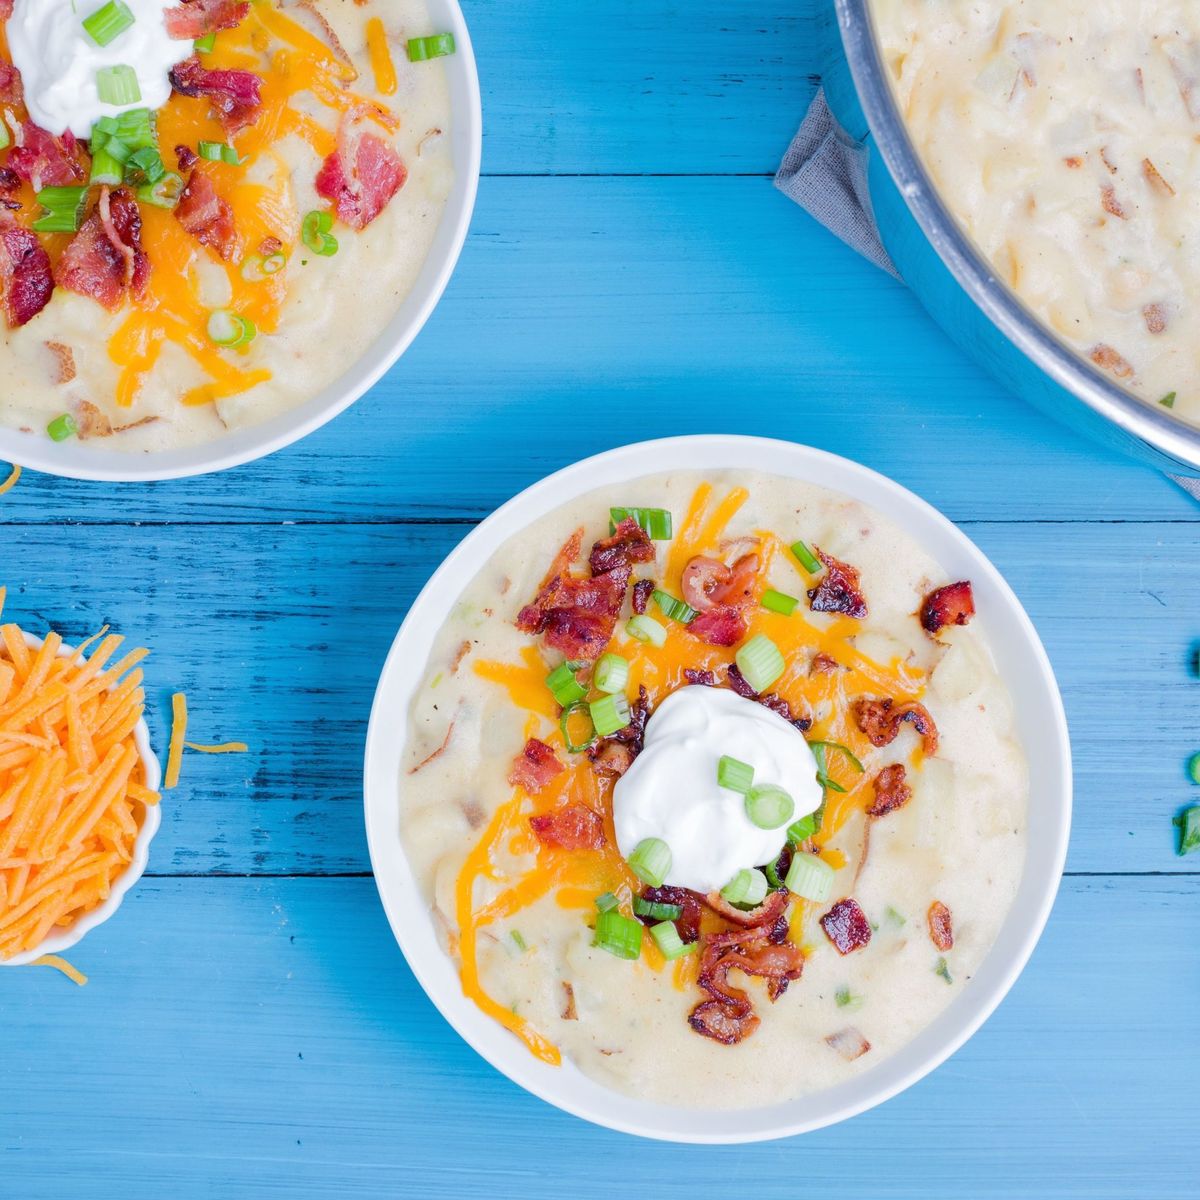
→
(822, 1, 1200, 476)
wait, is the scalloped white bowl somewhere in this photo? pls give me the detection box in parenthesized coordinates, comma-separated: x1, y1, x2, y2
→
(0, 0, 481, 482)
(364, 435, 1072, 1143)
(1, 631, 162, 967)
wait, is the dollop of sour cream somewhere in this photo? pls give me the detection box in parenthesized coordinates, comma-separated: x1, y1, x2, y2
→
(8, 0, 192, 138)
(613, 686, 823, 894)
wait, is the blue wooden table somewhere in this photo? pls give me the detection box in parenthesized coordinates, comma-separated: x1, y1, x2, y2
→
(3, 3, 1196, 1195)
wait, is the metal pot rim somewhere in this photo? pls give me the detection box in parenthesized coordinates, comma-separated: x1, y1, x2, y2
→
(835, 0, 1200, 472)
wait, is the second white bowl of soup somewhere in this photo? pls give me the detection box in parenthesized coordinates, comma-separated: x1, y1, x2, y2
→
(364, 435, 1072, 1142)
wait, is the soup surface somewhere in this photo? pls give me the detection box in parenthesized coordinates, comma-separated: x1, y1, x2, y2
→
(872, 0, 1200, 422)
(0, 0, 453, 452)
(398, 471, 1028, 1108)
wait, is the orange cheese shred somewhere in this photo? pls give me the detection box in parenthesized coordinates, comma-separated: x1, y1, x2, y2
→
(366, 18, 398, 95)
(0, 465, 20, 497)
(30, 953, 88, 986)
(184, 741, 249, 754)
(164, 693, 188, 791)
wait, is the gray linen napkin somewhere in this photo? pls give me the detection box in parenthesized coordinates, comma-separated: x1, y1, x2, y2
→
(776, 89, 1200, 500)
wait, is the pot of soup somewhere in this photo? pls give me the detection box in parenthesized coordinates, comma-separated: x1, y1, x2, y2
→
(819, 0, 1200, 477)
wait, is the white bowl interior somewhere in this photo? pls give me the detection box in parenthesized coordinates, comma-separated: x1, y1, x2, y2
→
(2, 631, 162, 966)
(363, 435, 1073, 1143)
(0, 0, 481, 482)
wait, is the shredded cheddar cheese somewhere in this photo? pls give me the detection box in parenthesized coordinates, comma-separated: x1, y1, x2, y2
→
(456, 485, 931, 1061)
(0, 465, 20, 497)
(164, 692, 188, 791)
(0, 591, 159, 962)
(30, 953, 88, 986)
(366, 18, 398, 96)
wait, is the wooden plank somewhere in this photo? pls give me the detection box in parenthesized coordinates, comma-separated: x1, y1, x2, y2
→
(0, 519, 1193, 876)
(2, 874, 1193, 1198)
(1, 180, 1190, 526)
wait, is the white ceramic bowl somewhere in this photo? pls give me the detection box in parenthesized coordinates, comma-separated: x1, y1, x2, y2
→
(2, 631, 162, 966)
(0, 0, 481, 483)
(363, 435, 1072, 1143)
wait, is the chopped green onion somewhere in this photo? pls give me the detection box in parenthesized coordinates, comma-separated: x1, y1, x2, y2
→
(31, 187, 88, 233)
(589, 693, 630, 737)
(124, 146, 164, 187)
(137, 171, 183, 209)
(46, 414, 77, 443)
(787, 812, 817, 844)
(935, 957, 953, 984)
(632, 896, 683, 921)
(811, 743, 847, 794)
(83, 1, 136, 48)
(594, 892, 619, 913)
(627, 837, 671, 887)
(97, 64, 141, 106)
(90, 146, 125, 186)
(593, 653, 629, 695)
(198, 140, 243, 165)
(745, 783, 794, 830)
(593, 909, 643, 960)
(652, 589, 697, 625)
(1188, 753, 1200, 785)
(649, 920, 695, 960)
(0, 124, 9, 152)
(784, 851, 835, 901)
(113, 107, 155, 151)
(407, 32, 457, 61)
(807, 740, 865, 774)
(884, 905, 906, 926)
(609, 506, 672, 539)
(1175, 806, 1200, 856)
(720, 867, 768, 907)
(206, 310, 256, 348)
(835, 987, 863, 1011)
(735, 633, 785, 692)
(1160, 392, 1177, 409)
(302, 209, 338, 256)
(717, 755, 754, 794)
(559, 701, 596, 754)
(545, 659, 587, 707)
(261, 252, 286, 276)
(625, 615, 667, 647)
(761, 588, 799, 616)
(194, 32, 217, 54)
(510, 930, 527, 952)
(790, 540, 822, 574)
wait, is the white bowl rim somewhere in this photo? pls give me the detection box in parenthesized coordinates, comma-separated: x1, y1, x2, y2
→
(0, 0, 482, 483)
(363, 434, 1073, 1143)
(2, 630, 162, 966)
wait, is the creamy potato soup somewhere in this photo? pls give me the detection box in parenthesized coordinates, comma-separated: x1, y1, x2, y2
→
(0, 0, 453, 452)
(399, 472, 1029, 1108)
(872, 0, 1200, 422)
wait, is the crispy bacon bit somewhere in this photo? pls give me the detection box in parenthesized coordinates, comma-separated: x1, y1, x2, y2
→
(807, 548, 868, 618)
(589, 516, 655, 577)
(507, 738, 564, 794)
(1100, 185, 1128, 220)
(920, 580, 976, 636)
(586, 740, 633, 778)
(529, 803, 605, 851)
(928, 900, 954, 951)
(74, 401, 113, 441)
(1143, 303, 1168, 335)
(637, 885, 704, 944)
(55, 188, 149, 311)
(0, 60, 22, 105)
(588, 685, 650, 777)
(681, 556, 729, 612)
(867, 763, 911, 818)
(1142, 158, 1176, 197)
(825, 1026, 871, 1061)
(1090, 343, 1135, 380)
(561, 981, 578, 1021)
(175, 144, 199, 172)
(169, 56, 262, 134)
(725, 664, 812, 732)
(164, 0, 250, 40)
(1063, 155, 1083, 169)
(0, 215, 53, 329)
(820, 898, 872, 955)
(811, 652, 839, 675)
(46, 341, 75, 385)
(703, 887, 789, 929)
(0, 168, 19, 196)
(449, 640, 472, 675)
(0, 0, 12, 17)
(1099, 145, 1118, 176)
(259, 235, 283, 257)
(687, 604, 745, 646)
(315, 116, 407, 230)
(8, 124, 87, 191)
(689, 999, 757, 1045)
(853, 696, 939, 756)
(176, 170, 237, 260)
(631, 578, 653, 614)
(683, 668, 715, 686)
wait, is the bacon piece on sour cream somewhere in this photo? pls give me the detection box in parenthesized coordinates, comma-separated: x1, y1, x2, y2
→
(0, 214, 53, 328)
(163, 0, 250, 40)
(55, 188, 149, 311)
(315, 115, 407, 231)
